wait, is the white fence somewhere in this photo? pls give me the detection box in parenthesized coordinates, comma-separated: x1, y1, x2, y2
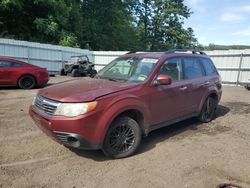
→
(0, 38, 250, 85)
(0, 39, 92, 74)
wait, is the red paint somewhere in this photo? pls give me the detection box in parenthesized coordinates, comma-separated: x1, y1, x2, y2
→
(29, 52, 222, 148)
(0, 57, 49, 87)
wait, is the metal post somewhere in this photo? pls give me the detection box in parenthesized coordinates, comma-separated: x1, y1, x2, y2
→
(27, 45, 30, 64)
(236, 53, 243, 86)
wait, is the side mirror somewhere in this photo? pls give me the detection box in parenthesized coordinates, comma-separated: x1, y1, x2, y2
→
(156, 74, 172, 85)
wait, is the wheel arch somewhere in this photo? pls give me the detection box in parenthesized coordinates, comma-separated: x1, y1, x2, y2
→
(17, 73, 37, 86)
(199, 91, 219, 112)
(94, 97, 151, 144)
(113, 109, 145, 134)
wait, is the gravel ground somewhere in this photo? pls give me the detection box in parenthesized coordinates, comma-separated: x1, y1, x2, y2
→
(0, 76, 250, 188)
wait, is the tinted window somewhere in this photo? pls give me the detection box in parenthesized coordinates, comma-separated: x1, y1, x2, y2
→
(158, 58, 182, 81)
(183, 57, 204, 79)
(0, 61, 12, 67)
(200, 58, 217, 76)
(11, 62, 23, 67)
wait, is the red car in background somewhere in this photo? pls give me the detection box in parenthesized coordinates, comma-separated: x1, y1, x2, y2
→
(0, 57, 49, 89)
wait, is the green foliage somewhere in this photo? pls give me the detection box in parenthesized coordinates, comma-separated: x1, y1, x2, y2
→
(0, 0, 197, 50)
(198, 43, 250, 51)
(59, 33, 80, 48)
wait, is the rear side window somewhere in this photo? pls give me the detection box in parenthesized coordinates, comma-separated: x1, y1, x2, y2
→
(183, 57, 204, 79)
(200, 58, 217, 76)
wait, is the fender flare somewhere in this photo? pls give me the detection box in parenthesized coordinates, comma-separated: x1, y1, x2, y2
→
(198, 89, 219, 112)
(94, 95, 151, 143)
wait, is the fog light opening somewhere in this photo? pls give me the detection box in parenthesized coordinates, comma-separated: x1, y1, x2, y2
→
(67, 136, 80, 148)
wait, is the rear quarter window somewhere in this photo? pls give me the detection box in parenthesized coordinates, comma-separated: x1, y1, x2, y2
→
(11, 62, 23, 67)
(200, 58, 217, 76)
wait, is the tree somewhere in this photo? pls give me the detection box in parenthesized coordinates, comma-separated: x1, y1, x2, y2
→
(80, 0, 139, 50)
(134, 0, 197, 50)
(0, 0, 198, 50)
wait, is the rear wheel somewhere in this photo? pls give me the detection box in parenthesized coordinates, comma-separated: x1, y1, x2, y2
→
(245, 84, 250, 90)
(199, 96, 217, 123)
(60, 68, 66, 76)
(102, 116, 141, 159)
(72, 69, 80, 77)
(18, 75, 36, 89)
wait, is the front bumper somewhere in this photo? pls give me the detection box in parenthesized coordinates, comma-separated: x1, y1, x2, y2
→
(29, 107, 101, 150)
(54, 131, 100, 149)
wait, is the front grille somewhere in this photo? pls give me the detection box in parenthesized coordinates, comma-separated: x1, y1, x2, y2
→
(33, 95, 59, 116)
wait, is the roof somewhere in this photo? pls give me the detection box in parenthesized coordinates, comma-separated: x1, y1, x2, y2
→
(123, 49, 208, 59)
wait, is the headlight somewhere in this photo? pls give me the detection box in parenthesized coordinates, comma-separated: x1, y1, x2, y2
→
(54, 101, 97, 117)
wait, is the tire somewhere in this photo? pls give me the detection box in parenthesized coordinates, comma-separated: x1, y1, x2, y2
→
(60, 68, 66, 76)
(90, 69, 97, 78)
(245, 84, 250, 90)
(199, 96, 217, 123)
(72, 69, 80, 77)
(18, 75, 36, 89)
(102, 116, 141, 159)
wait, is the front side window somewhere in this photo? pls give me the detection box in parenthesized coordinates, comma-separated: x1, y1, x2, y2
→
(98, 57, 158, 83)
(0, 61, 12, 68)
(200, 58, 217, 76)
(183, 57, 204, 79)
(158, 58, 183, 81)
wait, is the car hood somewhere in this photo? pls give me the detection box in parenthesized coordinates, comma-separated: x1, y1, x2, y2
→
(38, 78, 137, 102)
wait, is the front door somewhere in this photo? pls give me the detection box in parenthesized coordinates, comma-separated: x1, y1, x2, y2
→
(0, 61, 12, 84)
(149, 57, 191, 126)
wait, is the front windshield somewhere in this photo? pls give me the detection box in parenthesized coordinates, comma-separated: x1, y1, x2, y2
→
(98, 57, 159, 83)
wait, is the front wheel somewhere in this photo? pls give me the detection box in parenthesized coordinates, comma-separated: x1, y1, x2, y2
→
(199, 97, 217, 123)
(90, 69, 97, 78)
(72, 69, 80, 77)
(18, 75, 36, 89)
(102, 116, 141, 159)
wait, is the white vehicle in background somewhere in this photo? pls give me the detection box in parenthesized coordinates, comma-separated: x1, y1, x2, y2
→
(60, 55, 97, 77)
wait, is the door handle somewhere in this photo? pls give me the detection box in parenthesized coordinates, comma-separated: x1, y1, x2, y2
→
(179, 86, 187, 90)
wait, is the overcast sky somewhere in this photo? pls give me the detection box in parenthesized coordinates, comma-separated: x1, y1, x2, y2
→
(184, 0, 250, 45)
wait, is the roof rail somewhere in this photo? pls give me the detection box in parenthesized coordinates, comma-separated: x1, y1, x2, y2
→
(165, 49, 207, 55)
(126, 51, 165, 54)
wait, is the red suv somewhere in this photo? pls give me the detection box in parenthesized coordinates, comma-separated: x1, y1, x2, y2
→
(29, 49, 222, 158)
(0, 57, 49, 89)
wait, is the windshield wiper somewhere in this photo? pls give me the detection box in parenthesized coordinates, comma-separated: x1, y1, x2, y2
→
(99, 76, 126, 82)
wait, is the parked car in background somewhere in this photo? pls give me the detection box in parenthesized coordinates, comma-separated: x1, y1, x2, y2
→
(0, 57, 49, 89)
(29, 49, 222, 158)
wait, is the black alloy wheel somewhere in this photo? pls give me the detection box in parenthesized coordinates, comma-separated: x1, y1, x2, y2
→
(199, 96, 217, 123)
(18, 75, 36, 89)
(103, 116, 141, 159)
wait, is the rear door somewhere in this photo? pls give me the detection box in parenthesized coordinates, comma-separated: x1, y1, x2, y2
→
(149, 57, 191, 125)
(182, 57, 207, 112)
(0, 61, 23, 85)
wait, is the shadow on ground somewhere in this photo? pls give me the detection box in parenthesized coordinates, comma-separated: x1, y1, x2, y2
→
(138, 104, 230, 155)
(70, 105, 230, 161)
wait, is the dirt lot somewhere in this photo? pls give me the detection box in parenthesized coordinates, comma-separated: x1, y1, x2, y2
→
(0, 76, 250, 188)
